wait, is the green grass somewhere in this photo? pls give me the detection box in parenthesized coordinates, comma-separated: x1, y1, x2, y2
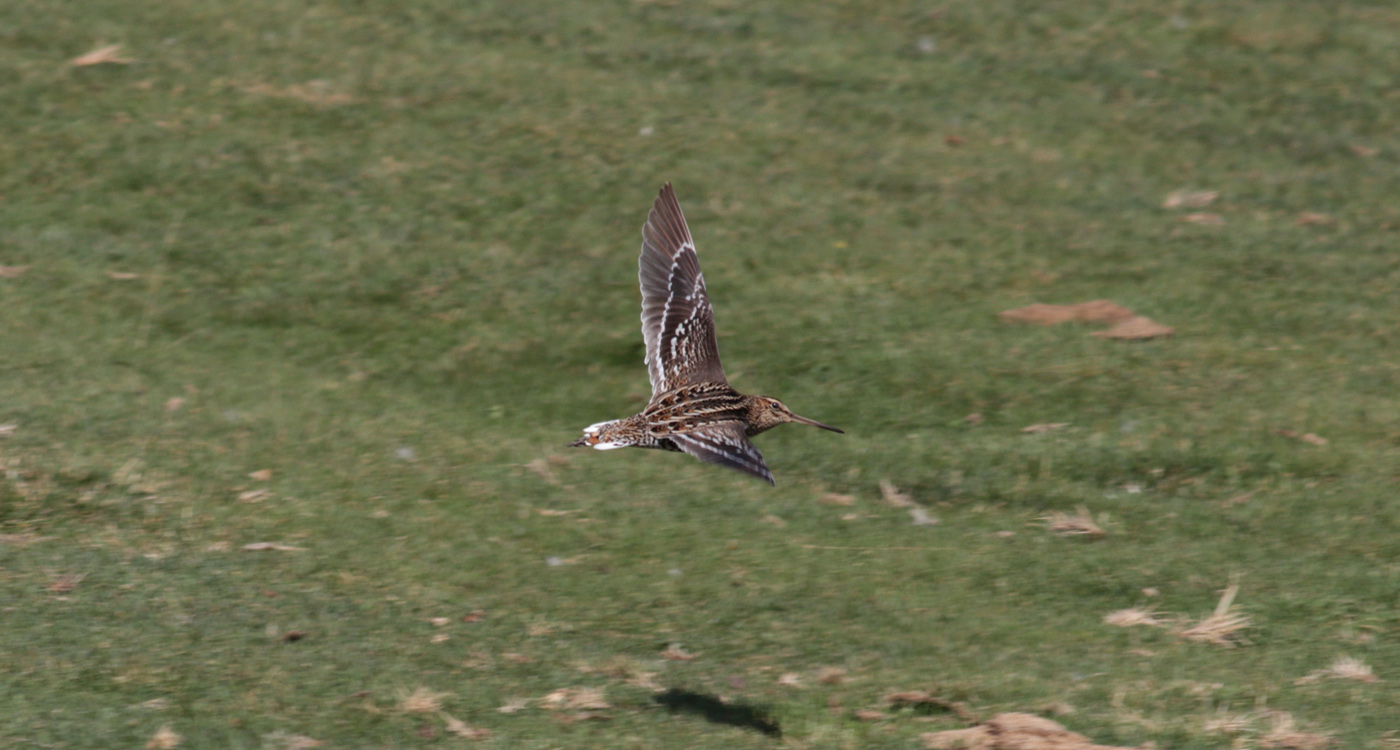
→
(3, 0, 1400, 747)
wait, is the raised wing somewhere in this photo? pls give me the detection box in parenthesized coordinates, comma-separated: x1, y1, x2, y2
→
(670, 422, 775, 485)
(639, 183, 728, 400)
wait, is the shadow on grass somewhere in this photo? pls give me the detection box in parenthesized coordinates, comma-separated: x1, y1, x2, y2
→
(655, 688, 782, 738)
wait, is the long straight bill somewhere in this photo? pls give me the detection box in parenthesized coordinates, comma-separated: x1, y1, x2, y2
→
(792, 414, 844, 433)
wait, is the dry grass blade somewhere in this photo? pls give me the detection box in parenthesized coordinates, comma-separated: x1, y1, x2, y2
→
(1091, 316, 1174, 340)
(921, 712, 1136, 750)
(399, 687, 448, 714)
(0, 534, 53, 547)
(1022, 422, 1070, 434)
(0, 265, 30, 278)
(525, 457, 559, 484)
(242, 542, 305, 552)
(263, 732, 324, 750)
(1180, 212, 1226, 225)
(1295, 212, 1335, 226)
(442, 713, 491, 739)
(1295, 655, 1379, 685)
(241, 81, 355, 106)
(879, 479, 913, 508)
(1176, 582, 1250, 647)
(998, 300, 1135, 326)
(145, 726, 182, 749)
(1163, 189, 1219, 209)
(1043, 506, 1105, 539)
(541, 687, 611, 711)
(72, 44, 133, 66)
(1260, 711, 1333, 749)
(660, 644, 697, 661)
(46, 573, 87, 593)
(1102, 607, 1167, 628)
(1203, 710, 1254, 735)
(882, 691, 977, 722)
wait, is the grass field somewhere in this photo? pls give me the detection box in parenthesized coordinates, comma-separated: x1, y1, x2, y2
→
(3, 1, 1400, 747)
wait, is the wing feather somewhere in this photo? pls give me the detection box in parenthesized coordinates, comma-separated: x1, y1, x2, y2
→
(639, 183, 727, 400)
(671, 422, 775, 485)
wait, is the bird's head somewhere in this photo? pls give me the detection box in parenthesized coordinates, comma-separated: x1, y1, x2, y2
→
(748, 397, 844, 436)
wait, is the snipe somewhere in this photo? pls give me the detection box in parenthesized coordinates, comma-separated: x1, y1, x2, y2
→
(569, 183, 842, 485)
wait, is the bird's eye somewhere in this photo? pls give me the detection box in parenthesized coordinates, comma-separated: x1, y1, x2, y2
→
(770, 401, 781, 410)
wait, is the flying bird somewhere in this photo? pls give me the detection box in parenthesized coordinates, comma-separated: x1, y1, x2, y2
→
(569, 183, 843, 484)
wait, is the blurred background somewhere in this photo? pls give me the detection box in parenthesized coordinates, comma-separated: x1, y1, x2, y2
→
(2, 1, 1399, 747)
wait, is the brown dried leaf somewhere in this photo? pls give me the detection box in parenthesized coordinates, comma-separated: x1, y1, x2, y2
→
(47, 573, 86, 593)
(1221, 491, 1255, 508)
(854, 709, 890, 721)
(1091, 316, 1174, 340)
(879, 479, 913, 508)
(1295, 212, 1335, 226)
(998, 300, 1135, 326)
(497, 697, 530, 714)
(1180, 212, 1226, 225)
(72, 44, 133, 66)
(106, 270, 141, 280)
(1043, 506, 1105, 539)
(0, 265, 30, 278)
(1277, 429, 1327, 446)
(145, 726, 182, 749)
(442, 713, 491, 740)
(817, 667, 847, 685)
(248, 469, 273, 481)
(1022, 422, 1070, 434)
(164, 397, 186, 412)
(818, 492, 855, 506)
(242, 542, 305, 552)
(1163, 189, 1219, 209)
(965, 412, 984, 425)
(777, 672, 803, 688)
(237, 489, 271, 503)
(1350, 144, 1379, 158)
(883, 690, 935, 706)
(661, 644, 698, 661)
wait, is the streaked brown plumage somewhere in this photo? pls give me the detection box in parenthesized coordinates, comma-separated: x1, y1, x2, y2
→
(569, 183, 842, 485)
